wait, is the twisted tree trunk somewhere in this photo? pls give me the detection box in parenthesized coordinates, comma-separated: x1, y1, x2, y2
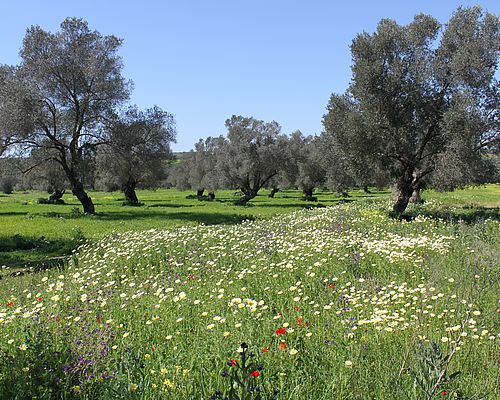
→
(60, 144, 96, 214)
(393, 187, 412, 216)
(196, 188, 205, 200)
(236, 189, 258, 205)
(410, 181, 424, 204)
(122, 179, 140, 205)
(268, 187, 279, 198)
(235, 172, 277, 205)
(393, 169, 424, 216)
(303, 187, 316, 201)
(71, 181, 95, 214)
(48, 189, 65, 204)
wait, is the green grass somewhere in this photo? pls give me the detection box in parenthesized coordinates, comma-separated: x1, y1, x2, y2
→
(0, 184, 498, 271)
(424, 184, 500, 208)
(0, 187, 389, 265)
(1, 185, 498, 266)
(0, 191, 498, 399)
(406, 185, 500, 224)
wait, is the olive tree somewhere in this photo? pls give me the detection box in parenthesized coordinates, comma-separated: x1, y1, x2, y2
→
(168, 136, 224, 199)
(96, 106, 176, 205)
(168, 159, 191, 192)
(0, 157, 22, 194)
(323, 7, 499, 215)
(2, 18, 131, 213)
(23, 145, 68, 200)
(0, 65, 34, 158)
(321, 95, 388, 195)
(216, 115, 286, 205)
(188, 136, 225, 198)
(278, 131, 325, 200)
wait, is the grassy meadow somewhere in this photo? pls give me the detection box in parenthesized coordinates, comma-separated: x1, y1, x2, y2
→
(0, 188, 388, 266)
(0, 185, 498, 399)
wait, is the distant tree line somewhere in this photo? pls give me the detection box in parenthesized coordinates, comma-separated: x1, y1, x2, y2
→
(170, 6, 499, 215)
(1, 7, 499, 215)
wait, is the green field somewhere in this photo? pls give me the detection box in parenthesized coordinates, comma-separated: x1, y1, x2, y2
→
(1, 186, 498, 267)
(0, 186, 499, 399)
(0, 188, 390, 266)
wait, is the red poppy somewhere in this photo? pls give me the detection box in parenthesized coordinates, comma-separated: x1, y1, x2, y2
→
(37, 297, 43, 301)
(275, 327, 287, 335)
(96, 316, 102, 324)
(249, 370, 260, 377)
(229, 359, 237, 366)
(441, 390, 448, 396)
(151, 347, 155, 352)
(297, 316, 303, 326)
(279, 342, 287, 350)
(262, 347, 269, 353)
(295, 306, 300, 312)
(329, 283, 335, 289)
(6, 301, 13, 307)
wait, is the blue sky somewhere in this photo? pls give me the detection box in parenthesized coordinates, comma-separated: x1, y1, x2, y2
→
(1, 1, 498, 151)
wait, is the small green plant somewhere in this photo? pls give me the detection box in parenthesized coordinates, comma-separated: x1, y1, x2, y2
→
(409, 341, 461, 399)
(70, 227, 86, 244)
(0, 323, 74, 399)
(211, 343, 278, 400)
(70, 207, 83, 217)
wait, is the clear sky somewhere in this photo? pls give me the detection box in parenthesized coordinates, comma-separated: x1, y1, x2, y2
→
(1, 0, 498, 151)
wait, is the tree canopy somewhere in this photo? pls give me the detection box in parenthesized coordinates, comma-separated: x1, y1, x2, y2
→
(277, 131, 325, 200)
(216, 115, 287, 205)
(186, 136, 225, 197)
(96, 106, 176, 205)
(323, 6, 499, 215)
(1, 18, 131, 213)
(1, 9, 498, 212)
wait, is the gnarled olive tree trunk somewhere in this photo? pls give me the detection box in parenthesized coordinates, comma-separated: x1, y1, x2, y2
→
(122, 179, 140, 205)
(302, 187, 316, 201)
(393, 187, 412, 216)
(48, 189, 65, 204)
(236, 189, 258, 206)
(71, 181, 95, 214)
(410, 181, 424, 204)
(235, 172, 278, 206)
(392, 169, 425, 216)
(268, 187, 279, 198)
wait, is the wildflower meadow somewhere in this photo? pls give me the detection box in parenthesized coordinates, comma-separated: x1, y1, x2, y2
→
(0, 196, 498, 399)
(1, 3, 499, 398)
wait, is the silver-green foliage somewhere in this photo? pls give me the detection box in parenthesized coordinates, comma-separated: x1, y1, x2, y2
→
(323, 6, 500, 215)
